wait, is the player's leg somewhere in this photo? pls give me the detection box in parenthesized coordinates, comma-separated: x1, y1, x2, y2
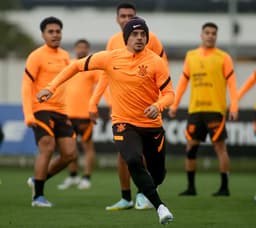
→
(48, 137, 77, 176)
(57, 158, 81, 190)
(179, 113, 204, 196)
(47, 113, 77, 178)
(28, 111, 56, 207)
(139, 127, 166, 210)
(207, 112, 230, 196)
(138, 126, 173, 224)
(212, 139, 230, 196)
(77, 139, 96, 189)
(57, 118, 81, 190)
(179, 140, 200, 196)
(112, 124, 173, 223)
(105, 152, 134, 210)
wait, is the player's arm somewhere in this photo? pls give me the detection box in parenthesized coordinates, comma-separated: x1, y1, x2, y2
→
(223, 54, 238, 121)
(37, 51, 109, 102)
(89, 72, 109, 113)
(168, 57, 190, 118)
(145, 59, 175, 119)
(88, 72, 110, 124)
(238, 71, 256, 100)
(22, 53, 39, 127)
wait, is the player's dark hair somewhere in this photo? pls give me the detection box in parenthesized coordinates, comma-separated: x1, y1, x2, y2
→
(116, 2, 136, 14)
(40, 16, 63, 32)
(202, 22, 218, 31)
(74, 39, 90, 48)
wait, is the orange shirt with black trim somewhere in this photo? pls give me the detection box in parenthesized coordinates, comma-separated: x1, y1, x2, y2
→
(238, 70, 256, 108)
(171, 47, 238, 115)
(47, 48, 175, 128)
(89, 31, 168, 112)
(22, 44, 70, 125)
(65, 59, 99, 118)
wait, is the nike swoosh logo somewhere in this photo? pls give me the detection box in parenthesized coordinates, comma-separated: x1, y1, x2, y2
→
(133, 24, 141, 29)
(157, 136, 164, 152)
(154, 133, 161, 139)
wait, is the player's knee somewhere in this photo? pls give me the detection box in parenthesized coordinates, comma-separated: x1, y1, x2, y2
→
(126, 156, 142, 172)
(38, 136, 55, 154)
(62, 148, 77, 162)
(186, 144, 199, 159)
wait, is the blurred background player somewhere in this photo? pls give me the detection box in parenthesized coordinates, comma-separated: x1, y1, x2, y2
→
(237, 70, 256, 202)
(58, 39, 99, 190)
(169, 22, 238, 196)
(89, 1, 168, 211)
(21, 16, 77, 207)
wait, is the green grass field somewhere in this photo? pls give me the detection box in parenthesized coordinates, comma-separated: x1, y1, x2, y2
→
(0, 167, 255, 228)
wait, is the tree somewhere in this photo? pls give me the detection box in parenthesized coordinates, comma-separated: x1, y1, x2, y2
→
(0, 0, 36, 58)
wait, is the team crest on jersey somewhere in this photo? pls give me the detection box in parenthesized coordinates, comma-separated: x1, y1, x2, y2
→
(137, 65, 148, 77)
(116, 123, 126, 133)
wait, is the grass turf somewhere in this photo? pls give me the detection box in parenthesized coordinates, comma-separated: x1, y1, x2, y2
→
(0, 167, 255, 228)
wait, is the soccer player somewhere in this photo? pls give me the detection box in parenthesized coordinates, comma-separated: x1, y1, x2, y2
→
(169, 22, 238, 196)
(57, 39, 99, 190)
(21, 17, 77, 207)
(237, 70, 256, 202)
(89, 2, 168, 210)
(37, 17, 174, 225)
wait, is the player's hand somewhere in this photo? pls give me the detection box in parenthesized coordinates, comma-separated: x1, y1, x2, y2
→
(89, 111, 99, 124)
(229, 111, 238, 121)
(25, 116, 37, 128)
(144, 105, 159, 119)
(37, 89, 53, 103)
(168, 108, 177, 118)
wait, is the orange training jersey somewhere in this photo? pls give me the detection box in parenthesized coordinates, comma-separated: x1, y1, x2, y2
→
(22, 44, 70, 124)
(89, 31, 169, 111)
(106, 31, 168, 62)
(172, 47, 238, 115)
(65, 62, 99, 118)
(47, 48, 175, 128)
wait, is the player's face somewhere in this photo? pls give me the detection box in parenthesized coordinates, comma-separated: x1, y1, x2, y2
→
(201, 26, 217, 48)
(74, 43, 90, 59)
(116, 8, 136, 30)
(126, 29, 147, 53)
(42, 23, 62, 49)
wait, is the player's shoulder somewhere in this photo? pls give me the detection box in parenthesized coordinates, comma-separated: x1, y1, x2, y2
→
(186, 48, 200, 56)
(145, 48, 166, 66)
(108, 32, 122, 43)
(214, 48, 230, 58)
(26, 45, 44, 60)
(110, 31, 122, 39)
(148, 31, 157, 39)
